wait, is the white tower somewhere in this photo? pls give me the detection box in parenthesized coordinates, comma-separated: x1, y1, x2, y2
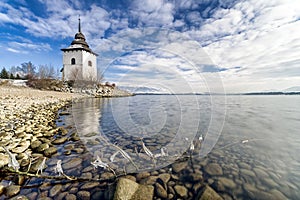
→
(61, 17, 98, 81)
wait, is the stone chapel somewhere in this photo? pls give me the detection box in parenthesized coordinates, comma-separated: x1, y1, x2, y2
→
(61, 17, 98, 81)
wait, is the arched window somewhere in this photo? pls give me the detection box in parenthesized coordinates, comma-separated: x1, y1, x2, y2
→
(71, 58, 76, 65)
(88, 60, 92, 66)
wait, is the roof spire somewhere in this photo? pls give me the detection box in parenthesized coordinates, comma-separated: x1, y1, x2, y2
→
(78, 15, 81, 32)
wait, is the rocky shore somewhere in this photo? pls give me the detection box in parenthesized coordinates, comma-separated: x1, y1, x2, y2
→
(0, 85, 223, 200)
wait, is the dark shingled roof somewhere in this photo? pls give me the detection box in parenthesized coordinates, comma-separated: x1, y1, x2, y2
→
(61, 17, 98, 56)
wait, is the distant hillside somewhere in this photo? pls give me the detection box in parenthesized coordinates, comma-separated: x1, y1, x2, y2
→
(118, 86, 169, 94)
(284, 86, 300, 92)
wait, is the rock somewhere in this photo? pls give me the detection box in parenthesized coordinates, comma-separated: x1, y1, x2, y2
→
(197, 185, 223, 200)
(238, 162, 251, 170)
(253, 167, 269, 178)
(5, 185, 20, 198)
(0, 184, 5, 196)
(50, 184, 62, 197)
(204, 163, 223, 176)
(31, 140, 42, 149)
(139, 176, 158, 185)
(123, 175, 136, 182)
(113, 178, 154, 200)
(101, 172, 115, 180)
(62, 157, 82, 170)
(44, 146, 57, 157)
(172, 161, 188, 173)
(37, 143, 49, 153)
(136, 172, 151, 180)
(77, 191, 90, 200)
(81, 182, 99, 190)
(52, 137, 68, 145)
(29, 157, 47, 173)
(158, 173, 171, 185)
(174, 185, 188, 198)
(0, 153, 9, 168)
(12, 140, 30, 153)
(9, 195, 28, 200)
(240, 169, 256, 177)
(65, 193, 77, 200)
(217, 177, 236, 189)
(56, 192, 68, 200)
(155, 183, 168, 198)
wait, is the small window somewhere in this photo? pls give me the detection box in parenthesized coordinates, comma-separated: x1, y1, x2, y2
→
(88, 60, 92, 66)
(71, 58, 76, 65)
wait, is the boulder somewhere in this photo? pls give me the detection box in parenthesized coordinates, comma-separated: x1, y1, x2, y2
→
(197, 185, 223, 200)
(113, 178, 154, 200)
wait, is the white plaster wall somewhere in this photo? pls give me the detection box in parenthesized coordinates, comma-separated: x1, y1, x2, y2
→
(63, 50, 83, 81)
(82, 51, 97, 81)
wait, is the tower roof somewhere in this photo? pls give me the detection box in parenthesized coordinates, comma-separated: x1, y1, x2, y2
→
(61, 16, 98, 56)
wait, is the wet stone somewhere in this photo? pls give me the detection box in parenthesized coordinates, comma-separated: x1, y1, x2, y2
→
(101, 172, 115, 180)
(155, 183, 168, 199)
(5, 185, 20, 198)
(31, 140, 42, 149)
(174, 185, 188, 198)
(62, 157, 82, 170)
(136, 172, 151, 180)
(52, 137, 68, 145)
(65, 193, 77, 200)
(77, 190, 90, 200)
(218, 177, 236, 189)
(198, 185, 223, 200)
(123, 175, 136, 182)
(158, 173, 171, 185)
(37, 143, 49, 153)
(204, 163, 223, 176)
(172, 161, 188, 173)
(81, 182, 99, 190)
(50, 184, 62, 197)
(44, 146, 57, 157)
(56, 192, 68, 200)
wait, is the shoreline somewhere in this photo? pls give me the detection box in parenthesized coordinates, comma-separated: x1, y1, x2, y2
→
(0, 85, 221, 200)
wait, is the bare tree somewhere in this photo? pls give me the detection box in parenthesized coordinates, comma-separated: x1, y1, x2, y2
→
(38, 64, 55, 79)
(69, 67, 82, 80)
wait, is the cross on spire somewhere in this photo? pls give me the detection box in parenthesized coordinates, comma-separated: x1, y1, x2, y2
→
(78, 15, 81, 32)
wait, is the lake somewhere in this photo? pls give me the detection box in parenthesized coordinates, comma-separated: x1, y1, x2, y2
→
(71, 94, 300, 199)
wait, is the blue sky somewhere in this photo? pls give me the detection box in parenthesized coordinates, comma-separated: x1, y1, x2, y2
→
(0, 0, 300, 93)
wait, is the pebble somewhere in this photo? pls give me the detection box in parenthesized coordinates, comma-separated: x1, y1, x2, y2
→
(204, 163, 223, 176)
(49, 184, 62, 197)
(5, 185, 20, 198)
(136, 172, 151, 180)
(65, 193, 77, 200)
(158, 173, 171, 184)
(62, 157, 82, 170)
(77, 191, 90, 200)
(101, 172, 115, 180)
(81, 182, 99, 190)
(172, 161, 188, 173)
(37, 143, 49, 153)
(174, 185, 188, 198)
(155, 183, 168, 198)
(44, 146, 57, 157)
(0, 153, 9, 168)
(217, 177, 236, 190)
(52, 137, 68, 145)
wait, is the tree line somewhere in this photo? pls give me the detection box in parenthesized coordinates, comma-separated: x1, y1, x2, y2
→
(0, 61, 60, 80)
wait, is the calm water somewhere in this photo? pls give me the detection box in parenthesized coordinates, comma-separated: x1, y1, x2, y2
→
(72, 95, 300, 199)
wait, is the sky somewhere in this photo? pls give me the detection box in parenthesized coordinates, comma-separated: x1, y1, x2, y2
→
(0, 0, 300, 93)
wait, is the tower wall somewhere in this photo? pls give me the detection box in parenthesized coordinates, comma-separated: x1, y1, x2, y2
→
(62, 50, 83, 81)
(82, 51, 97, 81)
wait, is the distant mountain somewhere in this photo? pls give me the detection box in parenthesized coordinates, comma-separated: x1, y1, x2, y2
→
(118, 86, 169, 94)
(284, 86, 300, 92)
